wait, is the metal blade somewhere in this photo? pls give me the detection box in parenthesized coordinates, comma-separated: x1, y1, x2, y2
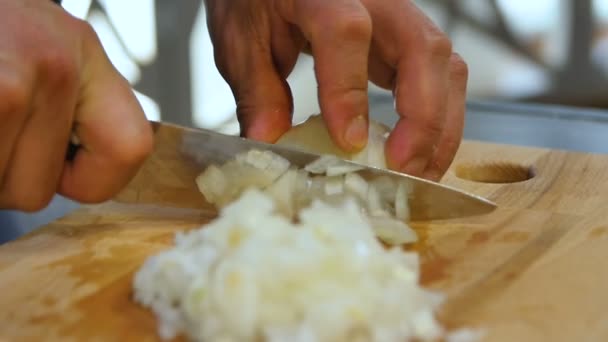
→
(168, 121, 496, 221)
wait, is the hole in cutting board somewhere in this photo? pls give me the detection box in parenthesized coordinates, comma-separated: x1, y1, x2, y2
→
(454, 162, 534, 183)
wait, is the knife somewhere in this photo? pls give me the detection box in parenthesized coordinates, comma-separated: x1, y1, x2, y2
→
(118, 120, 492, 222)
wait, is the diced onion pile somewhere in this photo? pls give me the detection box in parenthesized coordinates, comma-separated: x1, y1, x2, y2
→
(133, 114, 483, 342)
(196, 150, 416, 245)
(133, 190, 445, 342)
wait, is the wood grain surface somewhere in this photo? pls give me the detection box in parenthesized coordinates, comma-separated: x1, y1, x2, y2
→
(1, 123, 608, 341)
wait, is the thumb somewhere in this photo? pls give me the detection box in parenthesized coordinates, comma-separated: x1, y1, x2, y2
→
(58, 25, 153, 203)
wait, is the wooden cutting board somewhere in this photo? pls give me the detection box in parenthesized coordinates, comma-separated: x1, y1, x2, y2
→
(2, 124, 608, 342)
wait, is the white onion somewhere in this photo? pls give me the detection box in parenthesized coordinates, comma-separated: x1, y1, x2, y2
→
(133, 190, 445, 342)
(195, 113, 418, 246)
(196, 150, 290, 209)
(369, 216, 418, 245)
(276, 114, 390, 169)
(324, 175, 344, 196)
(344, 173, 369, 201)
(264, 168, 298, 218)
(196, 147, 417, 246)
(135, 114, 480, 342)
(395, 181, 411, 221)
(195, 164, 227, 206)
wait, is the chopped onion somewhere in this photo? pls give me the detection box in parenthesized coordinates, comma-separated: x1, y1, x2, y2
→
(446, 329, 485, 342)
(370, 176, 397, 205)
(264, 168, 297, 218)
(293, 169, 312, 210)
(344, 173, 369, 201)
(196, 150, 291, 208)
(369, 216, 418, 245)
(309, 176, 327, 199)
(235, 149, 291, 174)
(195, 111, 421, 247)
(196, 148, 419, 246)
(195, 164, 227, 206)
(134, 190, 445, 342)
(304, 154, 365, 176)
(324, 175, 344, 196)
(395, 181, 411, 221)
(366, 184, 385, 217)
(304, 155, 340, 174)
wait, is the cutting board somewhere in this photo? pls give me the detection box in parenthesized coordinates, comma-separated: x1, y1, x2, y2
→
(2, 123, 608, 342)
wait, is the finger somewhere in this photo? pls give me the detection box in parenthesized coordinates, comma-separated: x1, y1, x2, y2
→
(0, 61, 31, 193)
(368, 43, 395, 90)
(384, 3, 453, 176)
(270, 11, 306, 78)
(212, 11, 294, 143)
(423, 53, 468, 181)
(0, 52, 77, 211)
(58, 22, 153, 203)
(233, 52, 294, 143)
(276, 0, 373, 151)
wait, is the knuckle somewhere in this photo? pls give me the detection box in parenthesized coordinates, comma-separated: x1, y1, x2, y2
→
(73, 18, 99, 42)
(71, 18, 104, 52)
(419, 115, 445, 137)
(450, 53, 469, 82)
(330, 11, 372, 42)
(442, 135, 462, 155)
(37, 49, 79, 87)
(0, 70, 29, 116)
(421, 28, 453, 60)
(115, 126, 154, 167)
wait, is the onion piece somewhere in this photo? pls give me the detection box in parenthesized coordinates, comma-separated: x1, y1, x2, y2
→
(370, 176, 397, 204)
(276, 114, 391, 169)
(304, 155, 365, 176)
(228, 149, 291, 189)
(309, 177, 327, 200)
(235, 149, 291, 174)
(196, 149, 291, 207)
(325, 163, 365, 176)
(395, 181, 411, 221)
(304, 155, 340, 174)
(366, 185, 386, 217)
(264, 168, 298, 218)
(324, 175, 344, 196)
(195, 164, 227, 206)
(369, 216, 418, 245)
(344, 173, 369, 202)
(293, 169, 312, 210)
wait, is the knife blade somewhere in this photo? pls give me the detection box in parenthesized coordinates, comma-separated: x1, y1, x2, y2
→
(159, 121, 496, 221)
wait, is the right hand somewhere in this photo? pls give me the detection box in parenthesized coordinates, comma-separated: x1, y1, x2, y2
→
(0, 0, 153, 212)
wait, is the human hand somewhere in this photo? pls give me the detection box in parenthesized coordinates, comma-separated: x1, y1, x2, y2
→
(205, 0, 468, 181)
(0, 0, 153, 211)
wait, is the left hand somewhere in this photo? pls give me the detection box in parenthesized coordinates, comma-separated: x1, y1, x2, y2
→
(204, 0, 468, 181)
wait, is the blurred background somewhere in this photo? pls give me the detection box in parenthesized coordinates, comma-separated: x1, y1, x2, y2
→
(4, 0, 608, 242)
(51, 0, 608, 131)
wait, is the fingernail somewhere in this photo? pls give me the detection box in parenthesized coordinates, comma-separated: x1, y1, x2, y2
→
(400, 157, 427, 176)
(424, 170, 442, 182)
(344, 115, 368, 150)
(423, 160, 443, 181)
